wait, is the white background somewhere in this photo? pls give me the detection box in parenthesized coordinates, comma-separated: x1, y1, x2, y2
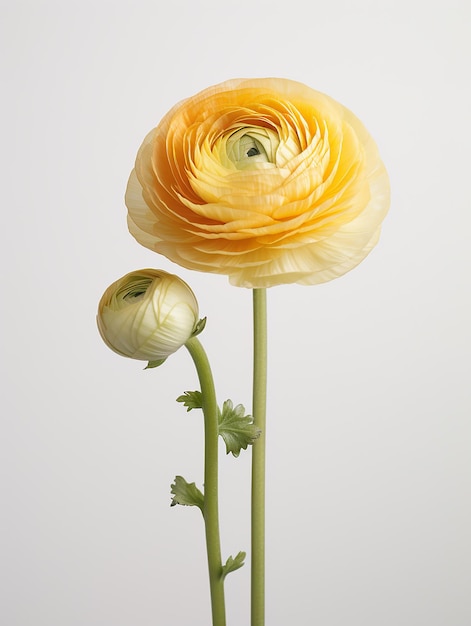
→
(1, 1, 470, 625)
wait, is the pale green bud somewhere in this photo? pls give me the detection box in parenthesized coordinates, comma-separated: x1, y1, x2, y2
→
(97, 269, 199, 362)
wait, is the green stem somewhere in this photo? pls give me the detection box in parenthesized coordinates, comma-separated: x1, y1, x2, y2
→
(185, 336, 226, 626)
(251, 288, 268, 626)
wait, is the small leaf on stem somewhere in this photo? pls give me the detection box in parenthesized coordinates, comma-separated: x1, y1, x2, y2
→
(176, 390, 203, 411)
(218, 400, 261, 457)
(221, 551, 246, 580)
(170, 476, 204, 512)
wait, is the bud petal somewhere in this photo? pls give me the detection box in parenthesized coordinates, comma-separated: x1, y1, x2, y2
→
(97, 269, 199, 361)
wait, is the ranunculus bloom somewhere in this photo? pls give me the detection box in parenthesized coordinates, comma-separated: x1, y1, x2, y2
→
(97, 269, 199, 361)
(126, 78, 390, 288)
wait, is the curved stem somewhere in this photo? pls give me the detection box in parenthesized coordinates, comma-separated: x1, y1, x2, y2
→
(251, 288, 268, 626)
(185, 336, 226, 626)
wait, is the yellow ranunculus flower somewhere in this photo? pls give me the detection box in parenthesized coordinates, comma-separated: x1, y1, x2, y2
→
(126, 78, 390, 288)
(97, 269, 199, 361)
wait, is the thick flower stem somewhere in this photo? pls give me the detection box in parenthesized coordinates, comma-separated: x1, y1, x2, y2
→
(251, 288, 268, 626)
(185, 337, 226, 626)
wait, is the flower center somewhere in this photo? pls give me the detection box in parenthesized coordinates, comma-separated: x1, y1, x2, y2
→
(226, 127, 279, 170)
(238, 135, 265, 160)
(118, 277, 154, 305)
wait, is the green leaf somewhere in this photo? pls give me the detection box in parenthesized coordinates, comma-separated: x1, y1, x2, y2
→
(218, 399, 261, 457)
(144, 358, 167, 369)
(221, 551, 246, 580)
(176, 390, 203, 412)
(170, 476, 204, 512)
(191, 317, 207, 338)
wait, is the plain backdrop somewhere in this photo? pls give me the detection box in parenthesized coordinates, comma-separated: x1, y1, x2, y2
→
(1, 1, 470, 625)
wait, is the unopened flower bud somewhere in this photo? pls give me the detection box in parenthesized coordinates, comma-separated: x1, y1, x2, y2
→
(97, 269, 199, 362)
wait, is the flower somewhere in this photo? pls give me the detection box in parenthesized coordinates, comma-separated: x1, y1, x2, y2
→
(97, 269, 199, 362)
(126, 78, 390, 288)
